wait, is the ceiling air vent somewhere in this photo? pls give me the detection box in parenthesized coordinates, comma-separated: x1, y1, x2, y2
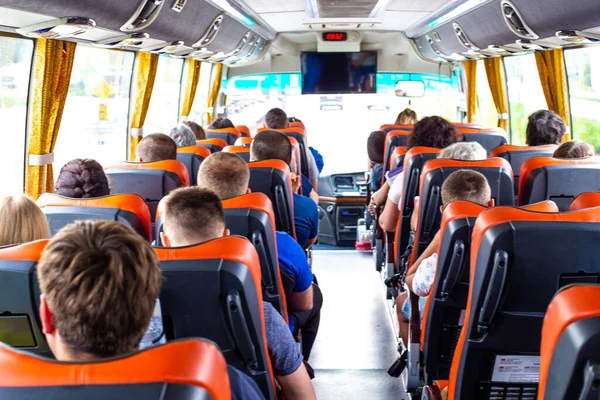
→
(225, 31, 252, 58)
(426, 35, 448, 62)
(95, 33, 150, 48)
(121, 0, 165, 32)
(501, 0, 538, 39)
(142, 40, 185, 53)
(16, 17, 95, 39)
(453, 22, 479, 52)
(192, 14, 224, 48)
(556, 30, 600, 44)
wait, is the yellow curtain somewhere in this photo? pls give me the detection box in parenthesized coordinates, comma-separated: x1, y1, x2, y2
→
(464, 60, 477, 123)
(483, 57, 509, 131)
(535, 48, 570, 132)
(180, 59, 201, 120)
(129, 52, 159, 160)
(25, 39, 76, 199)
(206, 63, 223, 124)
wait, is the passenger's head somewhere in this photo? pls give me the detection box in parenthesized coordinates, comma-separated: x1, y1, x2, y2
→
(37, 220, 161, 361)
(441, 169, 492, 207)
(439, 142, 487, 160)
(183, 120, 206, 140)
(395, 108, 418, 125)
(265, 108, 289, 129)
(208, 117, 234, 130)
(137, 133, 177, 162)
(526, 110, 566, 146)
(160, 187, 227, 247)
(250, 130, 292, 165)
(56, 158, 110, 199)
(367, 130, 386, 164)
(197, 152, 249, 200)
(553, 140, 595, 159)
(0, 195, 50, 246)
(169, 124, 197, 148)
(408, 116, 459, 148)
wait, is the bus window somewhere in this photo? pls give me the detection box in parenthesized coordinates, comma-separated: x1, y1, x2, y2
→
(187, 62, 213, 126)
(143, 55, 184, 135)
(224, 72, 462, 174)
(504, 54, 548, 145)
(475, 60, 500, 129)
(565, 46, 600, 152)
(53, 46, 134, 171)
(0, 36, 33, 196)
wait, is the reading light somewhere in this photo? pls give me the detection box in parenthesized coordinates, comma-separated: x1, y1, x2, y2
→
(16, 17, 96, 39)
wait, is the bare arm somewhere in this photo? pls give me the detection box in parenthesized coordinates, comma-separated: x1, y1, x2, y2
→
(277, 364, 316, 400)
(379, 197, 400, 232)
(309, 190, 319, 205)
(405, 232, 440, 292)
(290, 284, 313, 312)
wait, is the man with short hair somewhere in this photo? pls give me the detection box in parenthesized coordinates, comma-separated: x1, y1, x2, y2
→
(136, 133, 177, 162)
(265, 108, 289, 129)
(250, 130, 319, 249)
(160, 186, 316, 399)
(526, 110, 566, 146)
(37, 220, 263, 399)
(197, 153, 323, 375)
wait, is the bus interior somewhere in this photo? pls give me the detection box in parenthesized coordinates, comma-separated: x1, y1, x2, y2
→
(0, 0, 600, 399)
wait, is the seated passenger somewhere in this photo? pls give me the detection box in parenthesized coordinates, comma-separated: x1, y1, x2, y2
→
(377, 116, 460, 232)
(197, 152, 323, 370)
(526, 110, 566, 146)
(395, 108, 418, 125)
(289, 116, 321, 188)
(169, 124, 197, 147)
(208, 117, 235, 129)
(397, 170, 492, 346)
(160, 186, 316, 399)
(250, 130, 319, 249)
(553, 140, 595, 158)
(183, 120, 206, 140)
(137, 133, 177, 163)
(0, 194, 50, 246)
(36, 220, 264, 399)
(55, 158, 110, 198)
(367, 130, 387, 193)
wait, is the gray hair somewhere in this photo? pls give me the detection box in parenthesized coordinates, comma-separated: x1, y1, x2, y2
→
(169, 124, 197, 148)
(439, 142, 487, 161)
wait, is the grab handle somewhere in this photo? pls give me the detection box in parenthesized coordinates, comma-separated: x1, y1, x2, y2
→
(477, 250, 509, 334)
(441, 240, 466, 298)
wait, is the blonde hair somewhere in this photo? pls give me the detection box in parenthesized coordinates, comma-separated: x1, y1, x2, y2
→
(395, 108, 418, 125)
(553, 140, 595, 159)
(0, 195, 50, 246)
(439, 142, 487, 161)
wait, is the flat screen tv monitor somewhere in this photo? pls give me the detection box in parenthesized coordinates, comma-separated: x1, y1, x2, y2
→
(301, 51, 377, 94)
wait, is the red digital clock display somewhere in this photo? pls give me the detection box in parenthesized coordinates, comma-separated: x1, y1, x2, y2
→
(323, 32, 347, 41)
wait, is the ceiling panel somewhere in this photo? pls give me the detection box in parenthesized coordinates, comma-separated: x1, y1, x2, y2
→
(260, 12, 307, 32)
(242, 0, 305, 14)
(381, 10, 430, 30)
(386, 0, 457, 12)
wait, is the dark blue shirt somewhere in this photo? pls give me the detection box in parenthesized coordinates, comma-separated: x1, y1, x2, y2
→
(292, 193, 319, 248)
(309, 147, 324, 173)
(227, 365, 265, 399)
(370, 163, 383, 192)
(276, 231, 314, 293)
(263, 301, 303, 376)
(301, 174, 313, 197)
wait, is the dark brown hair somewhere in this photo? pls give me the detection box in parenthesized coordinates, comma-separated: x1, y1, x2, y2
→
(197, 152, 249, 200)
(265, 108, 289, 129)
(163, 187, 225, 245)
(56, 159, 110, 199)
(408, 116, 459, 149)
(553, 140, 595, 159)
(251, 130, 292, 165)
(208, 118, 234, 129)
(136, 133, 177, 162)
(367, 131, 387, 164)
(183, 120, 206, 140)
(441, 169, 491, 206)
(526, 110, 566, 146)
(37, 220, 161, 358)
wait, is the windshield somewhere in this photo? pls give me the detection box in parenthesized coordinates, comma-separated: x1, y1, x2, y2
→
(225, 72, 463, 175)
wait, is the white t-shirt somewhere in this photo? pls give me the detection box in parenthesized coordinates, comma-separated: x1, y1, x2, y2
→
(412, 253, 438, 297)
(387, 171, 404, 207)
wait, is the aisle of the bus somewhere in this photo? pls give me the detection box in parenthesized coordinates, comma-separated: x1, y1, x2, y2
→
(309, 249, 408, 399)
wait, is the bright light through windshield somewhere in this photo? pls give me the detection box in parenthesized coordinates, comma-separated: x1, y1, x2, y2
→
(225, 72, 463, 175)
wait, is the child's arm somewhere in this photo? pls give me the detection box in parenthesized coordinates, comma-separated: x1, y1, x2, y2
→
(405, 232, 440, 293)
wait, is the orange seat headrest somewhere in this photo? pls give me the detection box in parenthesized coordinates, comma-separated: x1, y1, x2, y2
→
(489, 144, 558, 158)
(37, 193, 152, 241)
(570, 192, 600, 211)
(235, 125, 251, 137)
(206, 127, 240, 136)
(105, 160, 190, 187)
(177, 145, 211, 158)
(196, 138, 228, 148)
(223, 145, 250, 154)
(235, 137, 253, 146)
(0, 239, 48, 261)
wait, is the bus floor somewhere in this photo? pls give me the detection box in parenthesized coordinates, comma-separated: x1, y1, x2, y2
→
(309, 249, 409, 399)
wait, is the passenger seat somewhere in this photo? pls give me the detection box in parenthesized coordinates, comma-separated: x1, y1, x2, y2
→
(459, 128, 508, 154)
(0, 339, 232, 400)
(236, 125, 251, 138)
(235, 137, 253, 147)
(206, 127, 241, 146)
(176, 145, 211, 186)
(197, 138, 227, 153)
(37, 193, 152, 241)
(223, 145, 250, 162)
